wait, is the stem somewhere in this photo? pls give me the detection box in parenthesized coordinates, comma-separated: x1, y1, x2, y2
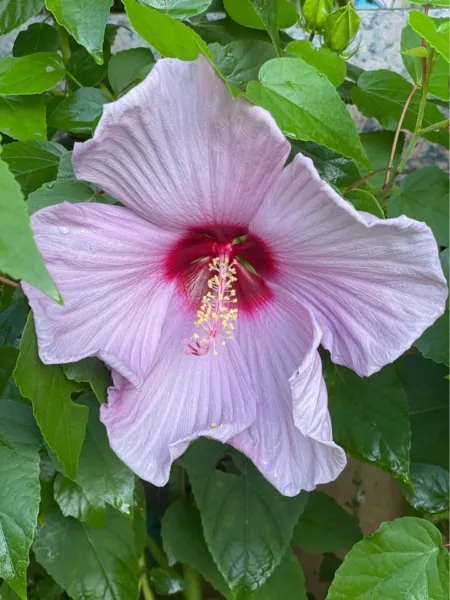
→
(183, 564, 203, 600)
(383, 84, 418, 188)
(346, 168, 398, 193)
(0, 275, 20, 289)
(139, 556, 155, 600)
(146, 536, 168, 569)
(65, 70, 83, 88)
(57, 24, 71, 65)
(419, 118, 450, 135)
(99, 82, 114, 100)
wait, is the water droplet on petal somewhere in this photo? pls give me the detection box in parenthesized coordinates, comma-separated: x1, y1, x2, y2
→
(58, 226, 69, 235)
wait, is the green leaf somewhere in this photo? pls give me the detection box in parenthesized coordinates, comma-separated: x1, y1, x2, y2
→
(14, 314, 88, 480)
(0, 293, 27, 348)
(57, 151, 75, 180)
(108, 48, 155, 96)
(286, 40, 346, 87)
(53, 473, 106, 527)
(123, 0, 211, 60)
(409, 11, 450, 63)
(396, 355, 449, 513)
(223, 0, 297, 30)
(388, 166, 449, 246)
(415, 310, 449, 366)
(148, 567, 184, 596)
(345, 189, 384, 217)
(182, 439, 308, 598)
(350, 69, 449, 147)
(191, 16, 287, 45)
(0, 0, 44, 35)
(27, 180, 102, 215)
(1, 140, 66, 196)
(0, 158, 59, 301)
(139, 0, 212, 18)
(327, 363, 411, 483)
(63, 358, 111, 403)
(0, 400, 41, 599)
(48, 87, 108, 135)
(247, 58, 369, 167)
(13, 23, 59, 57)
(253, 550, 307, 600)
(33, 506, 140, 600)
(0, 95, 46, 141)
(402, 46, 428, 58)
(210, 40, 276, 89)
(0, 346, 19, 400)
(45, 0, 113, 64)
(408, 0, 450, 5)
(0, 53, 65, 96)
(359, 130, 405, 189)
(0, 583, 21, 600)
(318, 553, 342, 583)
(67, 49, 108, 91)
(327, 517, 449, 600)
(292, 491, 362, 553)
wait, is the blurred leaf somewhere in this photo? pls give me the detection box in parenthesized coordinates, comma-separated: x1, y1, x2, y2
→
(108, 48, 155, 96)
(45, 0, 113, 64)
(327, 363, 411, 483)
(13, 23, 59, 57)
(63, 358, 111, 403)
(345, 189, 384, 217)
(388, 166, 449, 246)
(53, 472, 106, 527)
(0, 0, 44, 35)
(408, 0, 450, 4)
(351, 69, 449, 147)
(57, 151, 75, 180)
(210, 40, 276, 89)
(0, 95, 46, 141)
(409, 11, 449, 62)
(396, 355, 449, 513)
(359, 130, 405, 189)
(327, 517, 449, 600)
(0, 158, 59, 300)
(0, 293, 27, 348)
(0, 346, 20, 400)
(247, 58, 369, 167)
(223, 0, 297, 30)
(0, 583, 21, 600)
(0, 53, 65, 96)
(286, 40, 346, 87)
(48, 88, 108, 135)
(318, 553, 342, 583)
(415, 310, 449, 366)
(292, 491, 362, 553)
(14, 314, 88, 480)
(253, 550, 307, 600)
(148, 567, 184, 595)
(1, 140, 66, 196)
(191, 16, 286, 45)
(0, 400, 41, 599)
(139, 0, 213, 18)
(182, 439, 308, 599)
(33, 506, 140, 600)
(124, 0, 211, 60)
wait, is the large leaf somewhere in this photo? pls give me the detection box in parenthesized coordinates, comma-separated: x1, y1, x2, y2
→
(14, 315, 88, 480)
(0, 0, 44, 35)
(0, 95, 46, 141)
(327, 363, 411, 483)
(139, 0, 212, 18)
(27, 179, 113, 215)
(292, 491, 362, 554)
(1, 140, 66, 196)
(108, 48, 155, 96)
(0, 53, 65, 96)
(63, 358, 111, 404)
(223, 0, 297, 31)
(182, 439, 308, 599)
(327, 517, 449, 600)
(0, 400, 41, 599)
(209, 40, 276, 89)
(254, 550, 307, 600)
(345, 189, 384, 217)
(388, 166, 449, 247)
(246, 57, 369, 167)
(53, 473, 106, 528)
(395, 355, 449, 513)
(48, 88, 108, 136)
(13, 23, 59, 57)
(286, 40, 346, 87)
(191, 16, 287, 45)
(359, 130, 405, 190)
(45, 0, 113, 64)
(33, 506, 140, 600)
(351, 69, 449, 148)
(409, 11, 449, 63)
(123, 0, 210, 60)
(0, 158, 59, 301)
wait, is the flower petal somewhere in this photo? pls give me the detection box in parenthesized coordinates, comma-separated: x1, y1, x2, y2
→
(72, 56, 290, 231)
(100, 299, 257, 486)
(22, 202, 177, 386)
(250, 154, 448, 377)
(231, 287, 346, 496)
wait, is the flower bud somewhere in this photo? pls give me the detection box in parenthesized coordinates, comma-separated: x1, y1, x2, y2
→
(302, 0, 333, 33)
(324, 4, 361, 54)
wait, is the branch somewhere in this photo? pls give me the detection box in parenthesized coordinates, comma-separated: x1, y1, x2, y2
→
(346, 168, 399, 193)
(0, 275, 21, 289)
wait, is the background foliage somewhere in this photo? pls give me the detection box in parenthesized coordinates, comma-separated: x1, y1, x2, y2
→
(0, 0, 449, 599)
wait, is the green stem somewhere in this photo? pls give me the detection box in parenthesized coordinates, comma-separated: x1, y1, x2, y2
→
(57, 24, 71, 64)
(183, 564, 203, 600)
(146, 536, 168, 569)
(65, 70, 83, 88)
(139, 556, 156, 600)
(99, 82, 114, 100)
(419, 117, 450, 135)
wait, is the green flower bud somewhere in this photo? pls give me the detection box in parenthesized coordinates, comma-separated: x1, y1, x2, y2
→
(302, 0, 333, 33)
(324, 4, 361, 54)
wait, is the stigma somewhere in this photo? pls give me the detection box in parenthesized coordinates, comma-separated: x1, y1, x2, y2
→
(184, 254, 238, 356)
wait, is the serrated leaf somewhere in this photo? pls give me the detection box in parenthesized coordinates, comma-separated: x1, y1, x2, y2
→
(327, 517, 449, 600)
(1, 140, 66, 196)
(292, 491, 362, 553)
(415, 309, 449, 366)
(0, 95, 46, 141)
(53, 473, 106, 527)
(139, 0, 212, 18)
(0, 53, 65, 96)
(48, 87, 108, 135)
(33, 506, 140, 600)
(0, 400, 41, 599)
(27, 180, 103, 215)
(0, 0, 44, 35)
(247, 57, 369, 167)
(45, 0, 113, 64)
(63, 358, 111, 403)
(0, 158, 59, 301)
(13, 23, 59, 57)
(123, 0, 211, 60)
(409, 11, 449, 62)
(286, 40, 346, 87)
(108, 48, 155, 96)
(209, 40, 276, 89)
(14, 314, 88, 480)
(327, 363, 411, 483)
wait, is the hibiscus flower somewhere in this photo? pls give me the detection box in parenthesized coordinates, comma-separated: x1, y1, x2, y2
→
(23, 57, 447, 496)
